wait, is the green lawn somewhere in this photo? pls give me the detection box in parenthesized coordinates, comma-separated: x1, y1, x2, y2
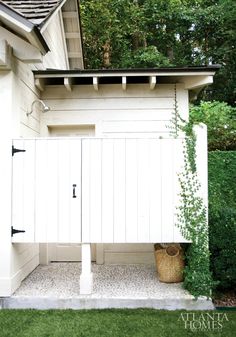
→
(0, 309, 235, 337)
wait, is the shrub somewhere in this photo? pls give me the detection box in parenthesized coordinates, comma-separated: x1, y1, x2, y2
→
(208, 151, 236, 289)
(208, 151, 236, 215)
(209, 208, 236, 290)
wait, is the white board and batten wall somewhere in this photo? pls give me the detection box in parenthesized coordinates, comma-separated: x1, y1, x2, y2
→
(38, 82, 189, 263)
(40, 83, 188, 137)
(10, 79, 207, 268)
(12, 136, 187, 244)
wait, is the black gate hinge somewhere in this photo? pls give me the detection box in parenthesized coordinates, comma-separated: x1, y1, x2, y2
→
(12, 145, 26, 156)
(11, 226, 25, 237)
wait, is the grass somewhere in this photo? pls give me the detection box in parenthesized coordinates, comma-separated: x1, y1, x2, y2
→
(0, 309, 235, 337)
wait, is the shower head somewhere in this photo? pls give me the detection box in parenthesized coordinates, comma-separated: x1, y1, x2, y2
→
(26, 99, 50, 116)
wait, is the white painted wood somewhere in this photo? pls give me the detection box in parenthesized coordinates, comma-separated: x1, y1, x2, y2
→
(64, 77, 72, 91)
(42, 83, 175, 99)
(58, 139, 71, 242)
(161, 139, 174, 242)
(176, 84, 189, 122)
(43, 97, 174, 111)
(93, 77, 99, 91)
(46, 140, 58, 242)
(42, 12, 69, 70)
(21, 140, 35, 242)
(149, 76, 156, 90)
(125, 139, 138, 242)
(149, 139, 162, 242)
(81, 139, 91, 242)
(34, 78, 44, 92)
(137, 139, 150, 242)
(102, 120, 169, 134)
(35, 140, 48, 242)
(62, 12, 78, 18)
(69, 139, 82, 242)
(184, 76, 213, 90)
(12, 137, 189, 244)
(113, 139, 126, 242)
(80, 243, 93, 294)
(11, 140, 25, 243)
(0, 27, 42, 63)
(42, 109, 173, 124)
(0, 39, 12, 69)
(101, 140, 114, 242)
(173, 138, 187, 242)
(122, 76, 127, 90)
(89, 140, 102, 242)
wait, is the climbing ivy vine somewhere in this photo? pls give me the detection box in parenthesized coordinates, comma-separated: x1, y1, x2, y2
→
(171, 85, 217, 298)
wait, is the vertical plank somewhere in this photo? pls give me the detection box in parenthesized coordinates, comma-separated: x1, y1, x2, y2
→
(90, 139, 102, 243)
(35, 140, 48, 242)
(58, 139, 70, 242)
(173, 138, 186, 242)
(81, 139, 90, 242)
(101, 139, 114, 242)
(69, 139, 82, 243)
(125, 139, 138, 242)
(161, 139, 174, 242)
(12, 140, 25, 243)
(46, 140, 58, 242)
(22, 140, 35, 242)
(113, 139, 126, 243)
(137, 139, 150, 242)
(149, 139, 162, 242)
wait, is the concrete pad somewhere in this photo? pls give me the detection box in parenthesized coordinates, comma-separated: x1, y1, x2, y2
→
(0, 263, 214, 310)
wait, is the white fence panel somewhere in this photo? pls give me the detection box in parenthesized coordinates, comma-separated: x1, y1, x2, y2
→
(81, 138, 188, 243)
(12, 136, 198, 244)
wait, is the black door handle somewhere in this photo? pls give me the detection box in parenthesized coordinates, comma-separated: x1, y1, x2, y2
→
(73, 184, 77, 198)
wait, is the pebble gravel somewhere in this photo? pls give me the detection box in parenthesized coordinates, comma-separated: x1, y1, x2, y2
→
(13, 263, 193, 299)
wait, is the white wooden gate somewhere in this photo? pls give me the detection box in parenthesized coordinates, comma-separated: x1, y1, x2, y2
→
(12, 138, 82, 243)
(12, 137, 187, 243)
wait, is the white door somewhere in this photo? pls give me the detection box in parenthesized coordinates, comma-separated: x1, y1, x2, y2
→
(48, 125, 95, 261)
(12, 138, 82, 243)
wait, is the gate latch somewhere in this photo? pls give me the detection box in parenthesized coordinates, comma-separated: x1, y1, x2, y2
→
(11, 226, 25, 237)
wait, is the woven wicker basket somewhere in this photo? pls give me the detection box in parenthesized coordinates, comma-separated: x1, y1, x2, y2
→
(154, 245, 184, 283)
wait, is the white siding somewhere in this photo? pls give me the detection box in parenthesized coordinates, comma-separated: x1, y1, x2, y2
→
(41, 84, 188, 137)
(42, 13, 69, 70)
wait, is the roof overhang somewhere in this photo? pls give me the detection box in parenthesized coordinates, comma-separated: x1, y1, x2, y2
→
(0, 2, 49, 55)
(33, 66, 220, 95)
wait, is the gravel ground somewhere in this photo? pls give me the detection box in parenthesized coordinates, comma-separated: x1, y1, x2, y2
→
(13, 263, 193, 299)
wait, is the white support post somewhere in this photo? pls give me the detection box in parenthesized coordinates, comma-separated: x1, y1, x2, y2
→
(194, 123, 208, 221)
(122, 76, 127, 90)
(80, 243, 93, 294)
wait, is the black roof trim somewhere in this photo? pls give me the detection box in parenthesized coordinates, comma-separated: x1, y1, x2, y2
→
(0, 1, 50, 53)
(34, 65, 221, 76)
(0, 1, 34, 29)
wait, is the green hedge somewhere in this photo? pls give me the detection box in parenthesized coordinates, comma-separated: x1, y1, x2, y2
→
(208, 151, 236, 289)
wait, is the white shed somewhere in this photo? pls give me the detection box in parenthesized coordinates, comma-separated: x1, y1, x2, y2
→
(0, 0, 219, 296)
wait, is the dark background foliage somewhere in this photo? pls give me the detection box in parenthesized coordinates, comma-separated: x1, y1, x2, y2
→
(208, 151, 236, 289)
(80, 0, 236, 106)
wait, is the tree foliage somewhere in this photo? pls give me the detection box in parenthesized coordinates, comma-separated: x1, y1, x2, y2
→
(190, 101, 236, 150)
(80, 0, 236, 105)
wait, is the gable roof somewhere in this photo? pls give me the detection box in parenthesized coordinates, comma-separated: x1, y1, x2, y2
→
(1, 0, 65, 27)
